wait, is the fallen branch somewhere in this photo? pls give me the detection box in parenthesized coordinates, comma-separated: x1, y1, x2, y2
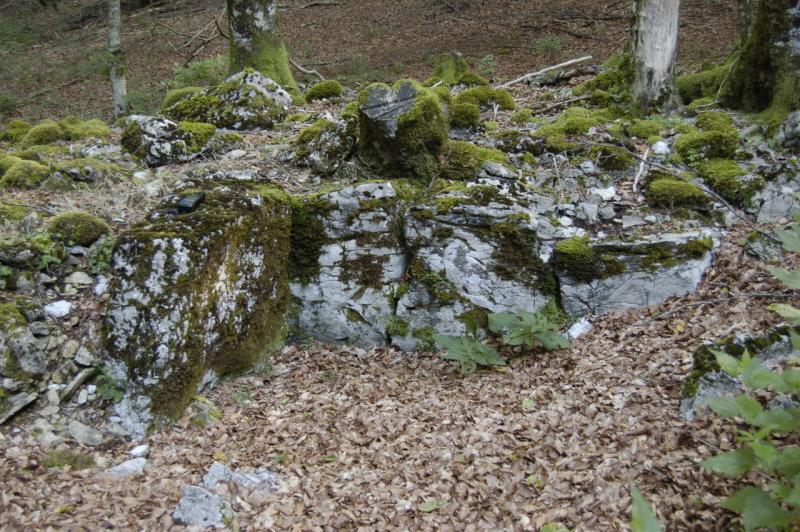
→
(290, 58, 325, 81)
(534, 95, 591, 114)
(496, 55, 593, 89)
(632, 147, 651, 195)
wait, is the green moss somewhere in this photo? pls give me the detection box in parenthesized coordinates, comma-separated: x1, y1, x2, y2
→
(573, 53, 634, 109)
(409, 258, 459, 303)
(412, 326, 436, 351)
(626, 119, 662, 139)
(177, 121, 216, 153)
(697, 158, 762, 205)
(358, 80, 449, 181)
(695, 111, 734, 131)
(166, 94, 224, 123)
(449, 102, 481, 129)
(0, 201, 29, 223)
(305, 80, 344, 102)
(386, 317, 410, 337)
(676, 63, 730, 104)
(511, 109, 535, 125)
(432, 85, 452, 105)
(0, 160, 50, 189)
(687, 97, 715, 114)
(19, 120, 63, 147)
(754, 74, 799, 134)
(453, 86, 515, 111)
(442, 140, 508, 180)
(58, 116, 110, 140)
(0, 119, 32, 142)
(487, 220, 556, 293)
(294, 119, 333, 155)
(457, 72, 489, 87)
(161, 87, 204, 110)
(675, 130, 739, 162)
(428, 52, 470, 86)
(679, 237, 714, 258)
(340, 253, 385, 288)
(646, 178, 708, 209)
(533, 106, 608, 152)
(48, 211, 111, 246)
(42, 450, 95, 470)
(0, 155, 22, 176)
(289, 196, 331, 283)
(590, 145, 634, 171)
(458, 308, 488, 332)
(0, 302, 25, 330)
(554, 236, 634, 282)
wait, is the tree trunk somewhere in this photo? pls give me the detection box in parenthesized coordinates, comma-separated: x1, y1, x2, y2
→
(108, 0, 128, 118)
(738, 0, 752, 39)
(724, 0, 799, 113)
(227, 0, 299, 96)
(631, 0, 681, 112)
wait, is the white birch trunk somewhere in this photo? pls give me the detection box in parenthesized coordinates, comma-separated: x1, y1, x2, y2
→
(631, 0, 681, 111)
(108, 0, 128, 118)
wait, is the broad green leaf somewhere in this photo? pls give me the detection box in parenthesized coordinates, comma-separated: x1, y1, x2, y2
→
(766, 266, 800, 290)
(712, 348, 742, 377)
(775, 227, 800, 253)
(784, 474, 800, 506)
(536, 331, 571, 351)
(735, 395, 764, 422)
(768, 304, 800, 325)
(752, 440, 779, 471)
(754, 408, 800, 433)
(419, 500, 440, 512)
(775, 447, 800, 478)
(721, 486, 798, 531)
(630, 486, 662, 532)
(540, 525, 569, 532)
(742, 360, 783, 391)
(790, 330, 800, 350)
(701, 447, 756, 477)
(487, 312, 522, 335)
(782, 368, 800, 392)
(705, 396, 741, 418)
(521, 399, 535, 412)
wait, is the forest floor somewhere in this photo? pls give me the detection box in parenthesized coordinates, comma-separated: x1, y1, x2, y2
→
(0, 0, 740, 122)
(1, 226, 796, 530)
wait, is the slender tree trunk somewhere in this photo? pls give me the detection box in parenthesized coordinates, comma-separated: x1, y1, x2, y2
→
(738, 0, 752, 39)
(227, 0, 299, 96)
(108, 0, 128, 118)
(631, 0, 681, 111)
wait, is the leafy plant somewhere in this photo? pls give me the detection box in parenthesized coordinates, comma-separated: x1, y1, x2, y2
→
(535, 35, 565, 63)
(701, 212, 800, 531)
(89, 234, 116, 275)
(169, 55, 227, 89)
(487, 308, 570, 351)
(434, 332, 505, 375)
(630, 486, 663, 532)
(95, 371, 126, 402)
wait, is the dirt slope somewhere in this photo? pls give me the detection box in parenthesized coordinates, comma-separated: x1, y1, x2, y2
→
(0, 0, 739, 122)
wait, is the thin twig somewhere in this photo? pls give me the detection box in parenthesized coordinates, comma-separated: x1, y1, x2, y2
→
(534, 95, 591, 114)
(632, 147, 651, 196)
(289, 58, 325, 81)
(496, 55, 593, 89)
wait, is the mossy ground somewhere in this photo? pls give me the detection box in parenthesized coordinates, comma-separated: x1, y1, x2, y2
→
(0, 160, 50, 189)
(442, 141, 508, 180)
(48, 212, 111, 246)
(305, 80, 344, 102)
(646, 177, 708, 209)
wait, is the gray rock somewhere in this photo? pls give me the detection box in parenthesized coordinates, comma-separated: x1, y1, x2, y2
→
(129, 444, 150, 458)
(121, 115, 210, 167)
(754, 173, 800, 223)
(587, 186, 616, 202)
(651, 140, 670, 155)
(74, 346, 95, 367)
(44, 300, 72, 318)
(294, 117, 357, 176)
(202, 462, 279, 494)
(559, 231, 719, 317)
(775, 111, 800, 152)
(576, 202, 599, 224)
(105, 457, 147, 477)
(621, 215, 646, 228)
(172, 485, 234, 528)
(598, 205, 616, 220)
(68, 420, 105, 446)
(65, 271, 93, 286)
(0, 392, 37, 425)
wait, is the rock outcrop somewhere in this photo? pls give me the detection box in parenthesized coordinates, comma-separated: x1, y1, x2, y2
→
(105, 180, 291, 436)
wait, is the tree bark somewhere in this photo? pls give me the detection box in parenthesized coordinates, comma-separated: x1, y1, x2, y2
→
(631, 0, 681, 112)
(227, 0, 299, 96)
(738, 0, 752, 39)
(108, 0, 128, 118)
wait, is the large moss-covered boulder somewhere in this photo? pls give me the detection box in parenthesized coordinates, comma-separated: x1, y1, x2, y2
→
(105, 180, 291, 436)
(555, 231, 718, 316)
(121, 116, 216, 167)
(293, 116, 357, 176)
(358, 80, 449, 180)
(163, 70, 292, 130)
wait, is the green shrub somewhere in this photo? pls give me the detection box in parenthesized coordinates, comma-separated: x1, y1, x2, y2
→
(305, 80, 344, 102)
(48, 211, 111, 246)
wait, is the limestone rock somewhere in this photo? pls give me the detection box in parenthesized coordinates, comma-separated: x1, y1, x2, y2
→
(68, 419, 105, 446)
(104, 457, 147, 477)
(120, 115, 215, 167)
(105, 181, 291, 436)
(556, 231, 719, 317)
(163, 70, 292, 130)
(294, 116, 357, 176)
(172, 485, 234, 528)
(202, 461, 279, 494)
(775, 110, 800, 152)
(358, 80, 448, 180)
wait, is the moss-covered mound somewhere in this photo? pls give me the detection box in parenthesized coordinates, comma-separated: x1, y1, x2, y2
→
(453, 86, 515, 111)
(305, 80, 344, 102)
(48, 211, 111, 246)
(105, 181, 292, 432)
(646, 177, 709, 208)
(441, 141, 509, 181)
(573, 53, 635, 110)
(0, 120, 32, 143)
(161, 87, 205, 110)
(426, 52, 471, 86)
(17, 117, 110, 148)
(0, 160, 50, 189)
(554, 236, 626, 282)
(449, 102, 481, 129)
(358, 80, 449, 180)
(697, 158, 763, 205)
